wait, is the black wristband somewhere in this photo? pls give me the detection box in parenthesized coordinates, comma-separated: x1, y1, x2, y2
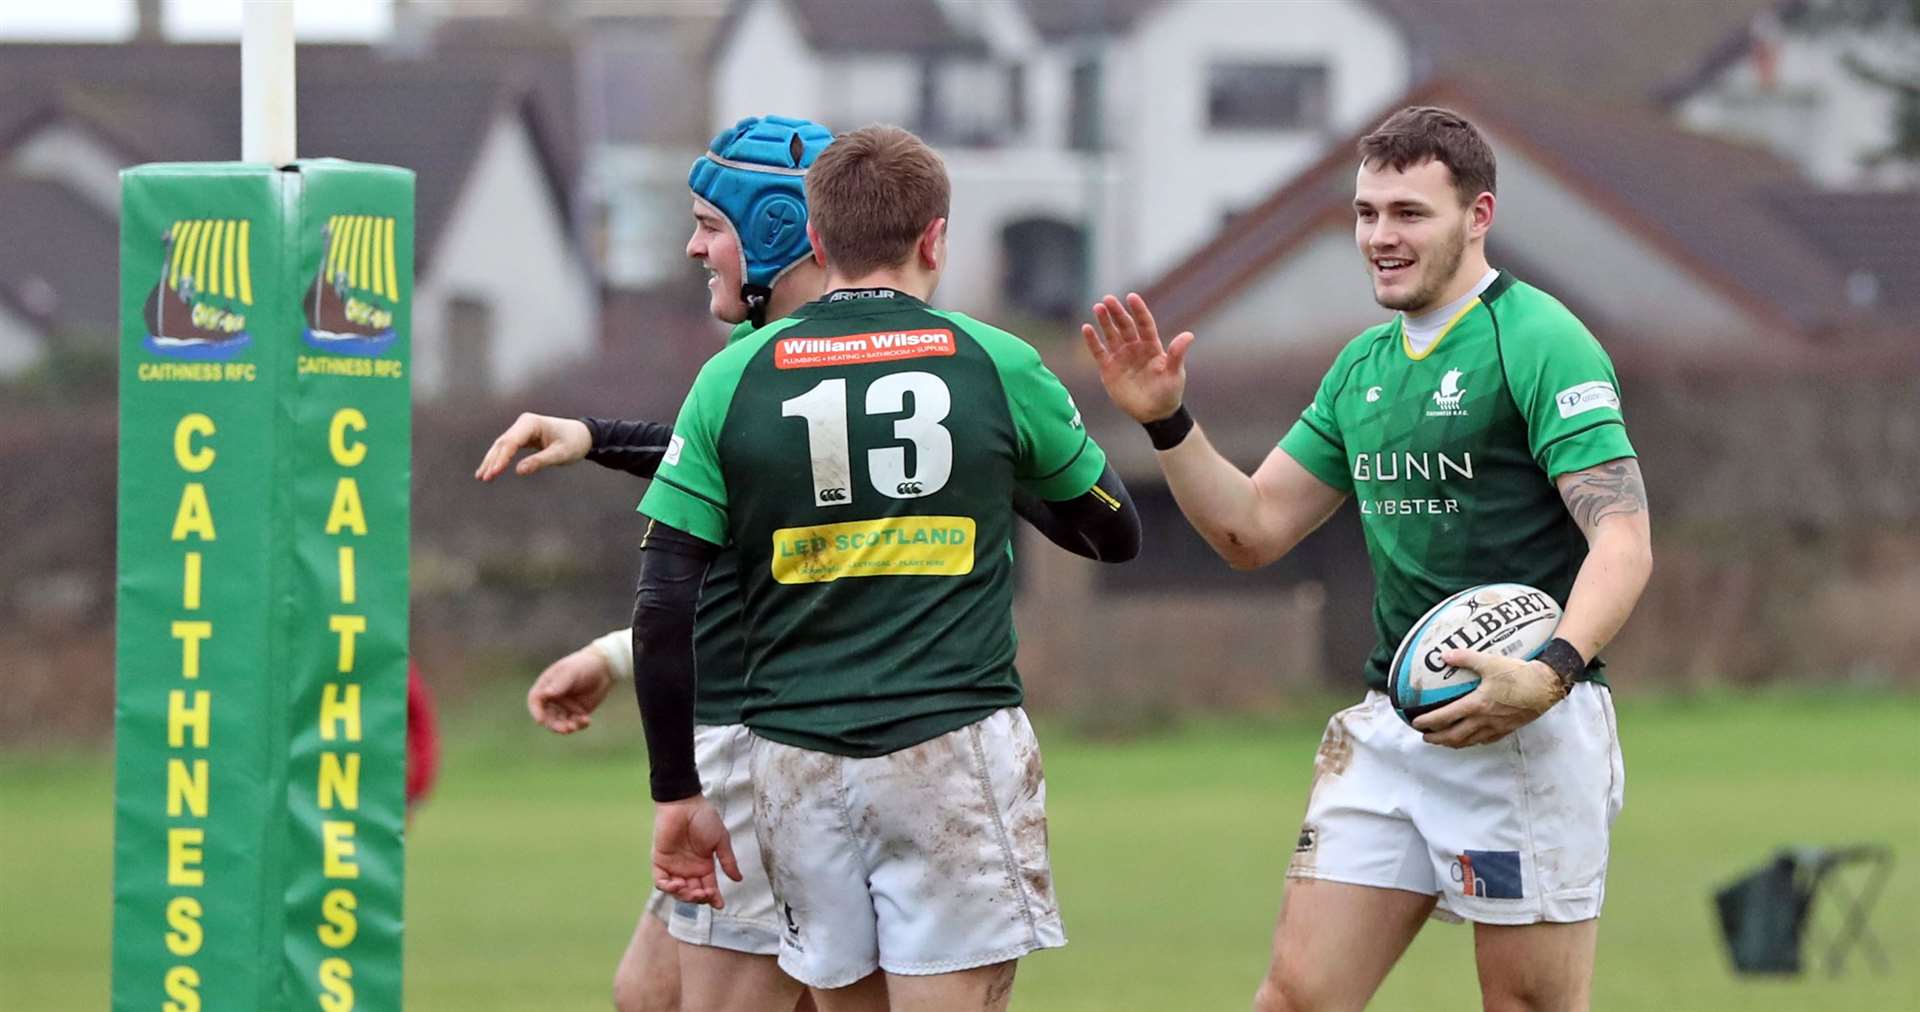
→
(1142, 404, 1195, 450)
(1537, 637, 1586, 690)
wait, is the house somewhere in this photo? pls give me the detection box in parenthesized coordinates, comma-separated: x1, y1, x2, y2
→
(0, 40, 595, 398)
(1137, 75, 1917, 365)
(710, 0, 1413, 319)
(707, 0, 1783, 320)
(0, 175, 119, 375)
(1658, 0, 1920, 188)
(566, 11, 724, 291)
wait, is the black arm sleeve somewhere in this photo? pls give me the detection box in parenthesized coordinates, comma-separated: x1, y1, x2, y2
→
(582, 417, 676, 479)
(1009, 463, 1142, 563)
(630, 522, 721, 802)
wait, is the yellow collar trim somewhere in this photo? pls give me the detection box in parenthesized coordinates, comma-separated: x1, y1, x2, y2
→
(1401, 297, 1482, 361)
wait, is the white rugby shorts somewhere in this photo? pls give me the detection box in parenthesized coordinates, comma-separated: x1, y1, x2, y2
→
(641, 723, 782, 955)
(749, 707, 1065, 989)
(1287, 685, 1625, 924)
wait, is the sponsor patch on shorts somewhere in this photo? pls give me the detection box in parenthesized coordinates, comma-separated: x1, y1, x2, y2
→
(1554, 380, 1619, 419)
(1453, 850, 1524, 899)
(774, 329, 956, 369)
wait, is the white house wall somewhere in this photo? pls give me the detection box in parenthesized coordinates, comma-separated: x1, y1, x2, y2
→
(822, 58, 921, 129)
(942, 147, 1121, 315)
(1489, 139, 1754, 342)
(590, 144, 705, 289)
(713, 1, 824, 128)
(1111, 0, 1411, 286)
(413, 114, 595, 397)
(1195, 224, 1380, 347)
(0, 300, 44, 376)
(1026, 47, 1076, 153)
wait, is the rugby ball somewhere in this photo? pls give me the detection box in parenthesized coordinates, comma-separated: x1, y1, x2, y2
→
(1388, 583, 1562, 724)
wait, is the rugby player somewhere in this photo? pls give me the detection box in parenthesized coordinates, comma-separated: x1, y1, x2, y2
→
(634, 125, 1140, 1012)
(479, 115, 834, 1012)
(1081, 106, 1652, 1011)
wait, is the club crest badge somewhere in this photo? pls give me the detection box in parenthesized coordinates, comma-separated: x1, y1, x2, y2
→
(304, 215, 400, 357)
(143, 219, 254, 360)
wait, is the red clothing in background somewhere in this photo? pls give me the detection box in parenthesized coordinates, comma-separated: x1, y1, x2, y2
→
(406, 660, 441, 811)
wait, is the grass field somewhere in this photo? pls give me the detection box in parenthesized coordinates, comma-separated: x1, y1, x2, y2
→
(4, 688, 1916, 1010)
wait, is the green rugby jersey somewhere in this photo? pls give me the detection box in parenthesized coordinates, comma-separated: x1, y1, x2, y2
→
(1278, 272, 1635, 691)
(685, 320, 757, 726)
(641, 289, 1106, 756)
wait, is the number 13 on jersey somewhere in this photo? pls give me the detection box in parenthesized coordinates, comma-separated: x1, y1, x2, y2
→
(781, 371, 954, 507)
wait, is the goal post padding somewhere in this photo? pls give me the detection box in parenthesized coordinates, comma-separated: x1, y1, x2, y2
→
(114, 160, 413, 1012)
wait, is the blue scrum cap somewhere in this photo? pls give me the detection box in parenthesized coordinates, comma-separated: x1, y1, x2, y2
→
(688, 115, 835, 304)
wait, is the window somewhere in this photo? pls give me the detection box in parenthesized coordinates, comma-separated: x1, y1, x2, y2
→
(1069, 57, 1103, 151)
(920, 60, 1023, 146)
(444, 295, 493, 396)
(1206, 62, 1329, 132)
(1001, 218, 1088, 320)
(917, 62, 946, 142)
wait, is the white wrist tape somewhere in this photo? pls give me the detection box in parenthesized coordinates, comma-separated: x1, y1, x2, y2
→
(588, 627, 634, 682)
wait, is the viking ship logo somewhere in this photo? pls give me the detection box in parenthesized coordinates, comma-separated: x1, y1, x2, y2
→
(304, 214, 400, 356)
(143, 219, 253, 359)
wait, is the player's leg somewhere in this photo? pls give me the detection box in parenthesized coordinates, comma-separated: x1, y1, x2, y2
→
(1473, 919, 1598, 1012)
(678, 945, 809, 1011)
(806, 970, 889, 1012)
(1258, 695, 1441, 1011)
(1415, 683, 1624, 1012)
(855, 709, 1063, 1005)
(672, 724, 813, 1011)
(611, 907, 679, 1012)
(749, 738, 886, 996)
(886, 960, 1018, 1011)
(1255, 880, 1434, 1012)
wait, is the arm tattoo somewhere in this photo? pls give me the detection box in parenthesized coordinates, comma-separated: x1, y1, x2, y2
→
(1560, 460, 1647, 533)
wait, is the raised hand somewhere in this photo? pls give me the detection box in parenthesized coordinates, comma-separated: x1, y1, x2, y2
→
(1080, 292, 1196, 424)
(652, 797, 743, 909)
(474, 412, 592, 481)
(526, 647, 616, 735)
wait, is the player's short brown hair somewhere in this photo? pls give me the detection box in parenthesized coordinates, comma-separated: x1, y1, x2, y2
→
(1357, 106, 1497, 207)
(805, 125, 950, 277)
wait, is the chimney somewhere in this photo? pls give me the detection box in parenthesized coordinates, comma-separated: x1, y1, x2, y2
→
(1750, 11, 1784, 92)
(134, 0, 164, 43)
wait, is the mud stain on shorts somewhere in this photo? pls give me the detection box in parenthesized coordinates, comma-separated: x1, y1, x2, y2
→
(1317, 716, 1355, 779)
(1290, 710, 1354, 878)
(1005, 718, 1054, 907)
(755, 744, 839, 894)
(1008, 800, 1052, 908)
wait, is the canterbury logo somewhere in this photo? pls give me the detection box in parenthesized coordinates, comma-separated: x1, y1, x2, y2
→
(895, 481, 924, 496)
(819, 487, 848, 502)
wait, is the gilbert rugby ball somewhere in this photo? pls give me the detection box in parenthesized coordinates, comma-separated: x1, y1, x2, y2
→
(1388, 583, 1562, 724)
